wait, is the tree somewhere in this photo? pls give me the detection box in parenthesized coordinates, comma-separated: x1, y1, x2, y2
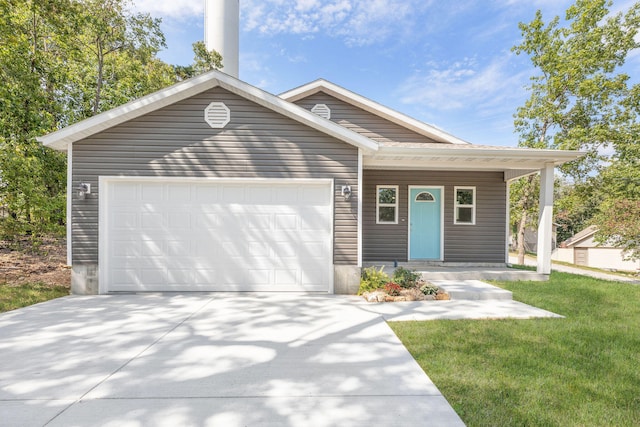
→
(0, 0, 179, 242)
(554, 177, 600, 243)
(173, 41, 223, 81)
(593, 199, 640, 260)
(0, 0, 74, 239)
(509, 175, 539, 264)
(65, 0, 175, 121)
(511, 0, 640, 261)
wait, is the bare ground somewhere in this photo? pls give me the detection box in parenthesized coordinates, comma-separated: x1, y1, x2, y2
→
(0, 237, 71, 287)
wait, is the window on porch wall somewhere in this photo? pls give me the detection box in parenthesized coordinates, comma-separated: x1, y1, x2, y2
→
(376, 185, 398, 224)
(454, 187, 476, 225)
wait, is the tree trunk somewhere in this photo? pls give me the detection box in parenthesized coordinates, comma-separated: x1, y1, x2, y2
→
(516, 174, 537, 265)
(93, 40, 104, 115)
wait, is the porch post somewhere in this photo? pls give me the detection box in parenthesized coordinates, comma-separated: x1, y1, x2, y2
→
(537, 163, 555, 275)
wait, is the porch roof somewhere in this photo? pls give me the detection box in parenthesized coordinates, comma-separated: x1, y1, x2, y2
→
(364, 142, 585, 181)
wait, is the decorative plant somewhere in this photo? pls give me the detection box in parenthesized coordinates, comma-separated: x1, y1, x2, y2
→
(420, 283, 440, 296)
(392, 267, 422, 288)
(384, 282, 402, 296)
(358, 266, 390, 295)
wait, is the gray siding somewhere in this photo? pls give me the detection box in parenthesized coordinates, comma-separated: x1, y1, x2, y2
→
(363, 170, 506, 263)
(72, 87, 358, 265)
(294, 92, 439, 144)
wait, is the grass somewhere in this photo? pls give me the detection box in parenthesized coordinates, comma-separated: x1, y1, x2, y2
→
(0, 282, 69, 313)
(390, 272, 640, 427)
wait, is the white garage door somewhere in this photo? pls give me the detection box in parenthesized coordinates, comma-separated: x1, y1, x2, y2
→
(100, 178, 333, 293)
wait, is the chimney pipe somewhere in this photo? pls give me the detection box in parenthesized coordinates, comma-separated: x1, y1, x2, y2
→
(204, 0, 239, 78)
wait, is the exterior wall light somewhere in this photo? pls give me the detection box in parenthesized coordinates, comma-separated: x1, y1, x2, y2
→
(77, 183, 91, 200)
(341, 185, 352, 201)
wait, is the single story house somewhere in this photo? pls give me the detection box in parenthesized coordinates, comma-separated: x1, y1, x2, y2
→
(38, 70, 582, 294)
(37, 1, 583, 294)
(554, 225, 640, 272)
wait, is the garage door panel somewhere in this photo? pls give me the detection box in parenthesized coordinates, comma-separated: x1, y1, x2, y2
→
(194, 269, 217, 284)
(141, 184, 163, 201)
(301, 186, 330, 205)
(167, 183, 192, 202)
(140, 213, 163, 229)
(195, 185, 219, 202)
(103, 180, 332, 292)
(167, 212, 192, 229)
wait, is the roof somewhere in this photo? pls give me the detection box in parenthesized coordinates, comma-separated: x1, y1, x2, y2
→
(37, 71, 584, 177)
(562, 226, 598, 248)
(280, 79, 471, 145)
(366, 142, 584, 179)
(37, 70, 378, 153)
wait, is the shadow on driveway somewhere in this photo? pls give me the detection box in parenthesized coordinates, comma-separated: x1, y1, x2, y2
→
(0, 294, 464, 427)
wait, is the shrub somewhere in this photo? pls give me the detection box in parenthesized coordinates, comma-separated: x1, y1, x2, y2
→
(358, 266, 390, 295)
(393, 267, 422, 288)
(420, 283, 440, 296)
(384, 282, 402, 296)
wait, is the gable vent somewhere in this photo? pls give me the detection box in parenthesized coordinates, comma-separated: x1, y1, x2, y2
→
(204, 102, 231, 128)
(311, 103, 331, 120)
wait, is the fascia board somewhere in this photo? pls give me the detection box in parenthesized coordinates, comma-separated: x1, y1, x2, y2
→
(281, 79, 471, 145)
(375, 146, 586, 165)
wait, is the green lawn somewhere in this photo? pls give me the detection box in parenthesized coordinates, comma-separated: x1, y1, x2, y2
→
(0, 283, 69, 313)
(390, 272, 640, 427)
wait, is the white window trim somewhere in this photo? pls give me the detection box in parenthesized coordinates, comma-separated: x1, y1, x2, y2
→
(454, 186, 476, 225)
(376, 185, 399, 224)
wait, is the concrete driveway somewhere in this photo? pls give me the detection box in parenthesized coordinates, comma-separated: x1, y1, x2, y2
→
(0, 294, 465, 427)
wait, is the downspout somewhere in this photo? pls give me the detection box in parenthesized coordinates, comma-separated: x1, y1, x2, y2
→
(357, 148, 363, 267)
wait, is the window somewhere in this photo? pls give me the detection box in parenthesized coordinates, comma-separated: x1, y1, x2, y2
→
(454, 187, 476, 225)
(376, 185, 398, 224)
(415, 192, 435, 202)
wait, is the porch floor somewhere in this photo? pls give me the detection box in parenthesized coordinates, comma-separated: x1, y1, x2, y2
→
(365, 262, 547, 283)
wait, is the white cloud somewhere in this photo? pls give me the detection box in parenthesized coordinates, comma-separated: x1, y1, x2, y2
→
(241, 0, 428, 46)
(132, 0, 202, 19)
(396, 55, 529, 112)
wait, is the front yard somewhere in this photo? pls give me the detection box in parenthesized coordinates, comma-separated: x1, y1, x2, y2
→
(390, 272, 640, 427)
(0, 238, 70, 313)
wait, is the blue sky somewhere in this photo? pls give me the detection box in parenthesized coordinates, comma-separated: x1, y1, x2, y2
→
(132, 0, 639, 147)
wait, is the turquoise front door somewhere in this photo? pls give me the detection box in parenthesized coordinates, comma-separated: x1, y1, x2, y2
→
(409, 187, 442, 260)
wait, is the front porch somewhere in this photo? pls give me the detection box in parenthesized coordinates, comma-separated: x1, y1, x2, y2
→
(364, 262, 547, 282)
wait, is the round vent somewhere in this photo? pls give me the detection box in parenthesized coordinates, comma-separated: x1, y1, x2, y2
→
(204, 102, 231, 128)
(311, 103, 331, 120)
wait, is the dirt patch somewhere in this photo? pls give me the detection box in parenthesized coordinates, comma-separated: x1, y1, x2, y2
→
(0, 237, 71, 287)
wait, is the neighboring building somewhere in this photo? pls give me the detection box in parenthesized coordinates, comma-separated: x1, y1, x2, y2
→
(553, 226, 640, 272)
(37, 1, 583, 295)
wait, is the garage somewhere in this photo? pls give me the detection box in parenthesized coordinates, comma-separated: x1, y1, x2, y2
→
(99, 178, 333, 293)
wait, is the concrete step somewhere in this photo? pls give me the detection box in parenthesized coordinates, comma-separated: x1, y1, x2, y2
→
(423, 269, 547, 282)
(430, 279, 513, 301)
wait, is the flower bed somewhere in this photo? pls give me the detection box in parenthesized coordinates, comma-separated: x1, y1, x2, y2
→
(359, 266, 450, 302)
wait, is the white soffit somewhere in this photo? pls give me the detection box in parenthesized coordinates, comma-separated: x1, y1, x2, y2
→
(280, 79, 471, 145)
(364, 145, 585, 175)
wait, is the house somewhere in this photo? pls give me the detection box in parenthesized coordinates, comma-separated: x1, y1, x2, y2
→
(37, 1, 582, 295)
(554, 226, 640, 272)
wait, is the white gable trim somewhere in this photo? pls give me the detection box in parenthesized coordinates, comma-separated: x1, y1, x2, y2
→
(37, 71, 378, 153)
(280, 79, 470, 145)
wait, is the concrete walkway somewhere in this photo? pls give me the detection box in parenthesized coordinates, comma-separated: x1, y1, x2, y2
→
(1, 293, 467, 427)
(509, 255, 640, 285)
